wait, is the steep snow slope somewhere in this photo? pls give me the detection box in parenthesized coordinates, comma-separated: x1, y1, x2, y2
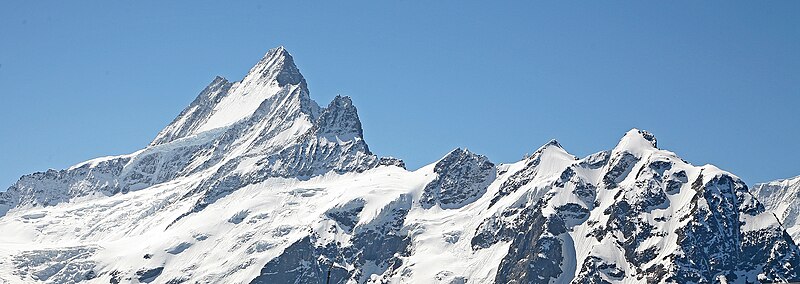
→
(0, 46, 377, 218)
(1, 47, 798, 284)
(149, 46, 314, 146)
(753, 175, 800, 242)
(0, 166, 421, 283)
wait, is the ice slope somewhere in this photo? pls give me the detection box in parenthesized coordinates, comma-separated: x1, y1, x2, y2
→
(1, 46, 798, 283)
(753, 175, 800, 242)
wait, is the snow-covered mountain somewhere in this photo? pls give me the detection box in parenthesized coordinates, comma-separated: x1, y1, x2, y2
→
(1, 47, 798, 284)
(752, 176, 800, 244)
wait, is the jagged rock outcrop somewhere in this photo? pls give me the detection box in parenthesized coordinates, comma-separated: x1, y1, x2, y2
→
(0, 46, 377, 219)
(470, 130, 800, 283)
(183, 94, 378, 217)
(378, 157, 406, 169)
(1, 47, 798, 284)
(420, 148, 495, 209)
(251, 194, 413, 284)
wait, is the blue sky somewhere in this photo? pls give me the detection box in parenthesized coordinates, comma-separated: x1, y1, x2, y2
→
(1, 1, 798, 188)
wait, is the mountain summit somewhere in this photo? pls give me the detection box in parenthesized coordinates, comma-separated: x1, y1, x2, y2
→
(0, 47, 798, 284)
(0, 46, 375, 218)
(150, 46, 313, 146)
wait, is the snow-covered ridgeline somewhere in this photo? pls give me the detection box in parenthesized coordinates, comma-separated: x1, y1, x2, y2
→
(0, 46, 376, 217)
(0, 47, 798, 283)
(752, 175, 800, 242)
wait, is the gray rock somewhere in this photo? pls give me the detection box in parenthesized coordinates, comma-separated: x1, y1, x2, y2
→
(378, 157, 406, 169)
(420, 148, 495, 209)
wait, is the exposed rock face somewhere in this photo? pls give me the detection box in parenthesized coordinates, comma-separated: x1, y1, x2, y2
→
(251, 194, 412, 284)
(1, 47, 798, 284)
(325, 198, 366, 233)
(250, 236, 350, 284)
(183, 94, 378, 217)
(470, 130, 800, 283)
(472, 199, 567, 284)
(490, 139, 573, 207)
(420, 148, 495, 209)
(0, 46, 378, 218)
(378, 157, 406, 169)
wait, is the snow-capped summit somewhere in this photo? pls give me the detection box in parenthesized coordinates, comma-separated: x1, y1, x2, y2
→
(246, 46, 304, 86)
(0, 46, 372, 218)
(313, 95, 365, 142)
(539, 139, 564, 151)
(0, 48, 798, 284)
(527, 138, 571, 162)
(151, 46, 317, 146)
(614, 128, 658, 153)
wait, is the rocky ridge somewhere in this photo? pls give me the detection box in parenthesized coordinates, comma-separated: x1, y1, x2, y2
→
(0, 47, 798, 284)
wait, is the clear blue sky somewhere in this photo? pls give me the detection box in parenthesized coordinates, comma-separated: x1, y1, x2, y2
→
(1, 1, 798, 189)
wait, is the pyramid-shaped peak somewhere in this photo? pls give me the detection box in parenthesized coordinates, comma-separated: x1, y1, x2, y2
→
(246, 45, 304, 86)
(312, 95, 366, 142)
(150, 46, 316, 144)
(543, 139, 563, 149)
(528, 139, 564, 156)
(436, 148, 493, 169)
(263, 45, 290, 59)
(436, 148, 493, 165)
(615, 128, 658, 152)
(329, 95, 354, 108)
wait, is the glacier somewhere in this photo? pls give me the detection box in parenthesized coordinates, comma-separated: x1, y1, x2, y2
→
(0, 46, 798, 284)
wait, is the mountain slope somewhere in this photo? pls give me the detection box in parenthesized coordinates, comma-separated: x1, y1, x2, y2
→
(752, 175, 800, 243)
(0, 46, 377, 218)
(0, 47, 798, 284)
